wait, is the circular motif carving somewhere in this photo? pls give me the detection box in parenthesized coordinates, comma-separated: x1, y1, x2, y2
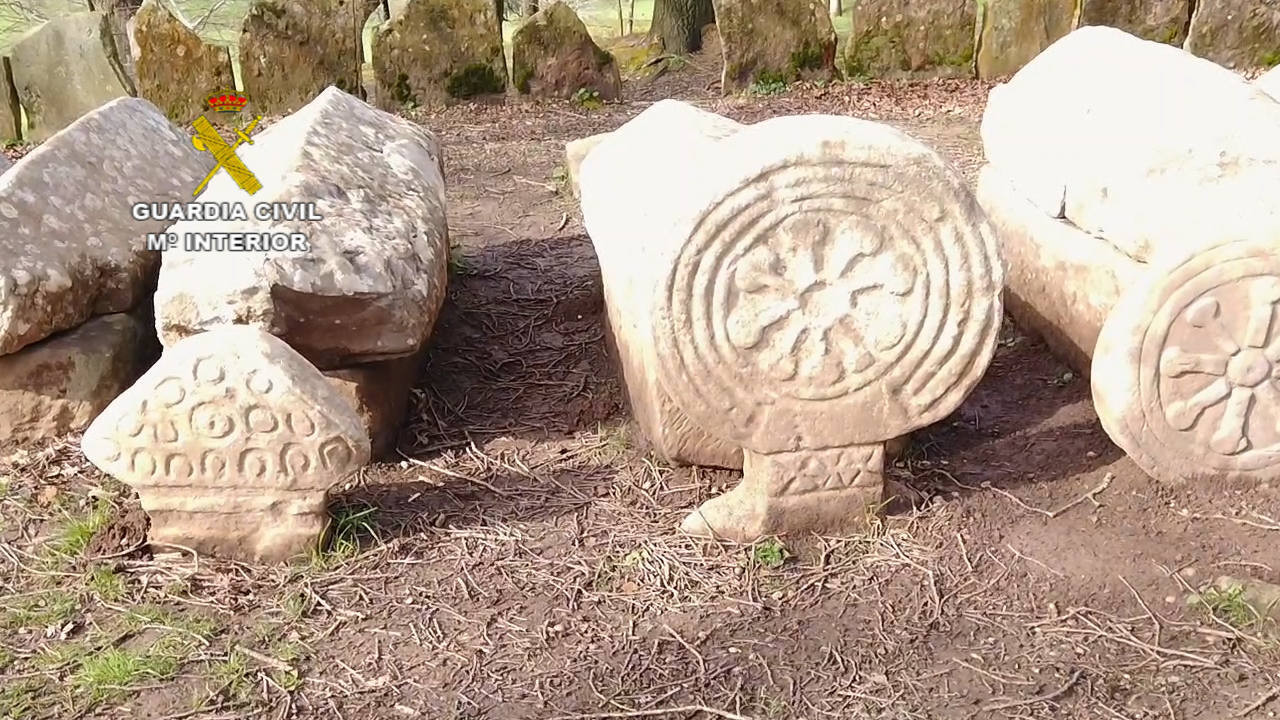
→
(154, 377, 187, 408)
(1094, 239, 1280, 482)
(655, 159, 1003, 450)
(286, 411, 317, 438)
(192, 356, 226, 384)
(245, 405, 280, 434)
(190, 401, 237, 440)
(245, 370, 275, 396)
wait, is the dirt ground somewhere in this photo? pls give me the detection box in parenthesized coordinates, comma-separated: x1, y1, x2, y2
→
(2, 46, 1279, 720)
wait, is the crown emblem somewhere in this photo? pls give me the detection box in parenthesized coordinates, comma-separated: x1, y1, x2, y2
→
(206, 92, 249, 113)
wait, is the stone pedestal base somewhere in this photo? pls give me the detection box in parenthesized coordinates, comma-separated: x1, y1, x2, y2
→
(681, 444, 885, 541)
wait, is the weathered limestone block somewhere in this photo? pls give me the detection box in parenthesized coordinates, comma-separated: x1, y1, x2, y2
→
(564, 132, 610, 198)
(155, 87, 449, 370)
(1079, 0, 1190, 45)
(512, 2, 622, 100)
(322, 350, 422, 459)
(239, 0, 379, 116)
(982, 26, 1280, 261)
(716, 0, 837, 92)
(372, 0, 508, 109)
(974, 0, 1076, 79)
(128, 0, 235, 124)
(1184, 0, 1280, 70)
(82, 326, 371, 562)
(579, 100, 1003, 541)
(0, 155, 10, 175)
(1093, 237, 1280, 485)
(844, 0, 975, 77)
(0, 310, 158, 442)
(976, 166, 1142, 379)
(0, 98, 207, 356)
(0, 58, 20, 144)
(1255, 65, 1280, 102)
(9, 12, 135, 141)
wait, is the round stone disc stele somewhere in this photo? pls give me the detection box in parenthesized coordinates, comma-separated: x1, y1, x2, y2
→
(1092, 238, 1280, 484)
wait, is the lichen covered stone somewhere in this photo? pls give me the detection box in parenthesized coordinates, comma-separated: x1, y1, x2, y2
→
(511, 1, 621, 100)
(844, 0, 975, 77)
(1078, 0, 1190, 45)
(716, 0, 837, 92)
(238, 0, 379, 116)
(974, 0, 1076, 79)
(128, 0, 236, 124)
(372, 0, 508, 108)
(9, 12, 134, 141)
(1184, 0, 1280, 70)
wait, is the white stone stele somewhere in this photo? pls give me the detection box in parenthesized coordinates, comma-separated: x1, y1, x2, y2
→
(977, 164, 1280, 486)
(1256, 65, 1280, 103)
(154, 85, 449, 369)
(981, 25, 1280, 263)
(82, 326, 371, 562)
(580, 100, 1004, 542)
(0, 97, 206, 356)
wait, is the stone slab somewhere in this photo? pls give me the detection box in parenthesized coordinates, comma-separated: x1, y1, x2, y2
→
(322, 350, 422, 460)
(154, 87, 449, 370)
(0, 310, 158, 442)
(372, 0, 508, 108)
(128, 0, 236, 124)
(9, 12, 135, 142)
(0, 97, 208, 356)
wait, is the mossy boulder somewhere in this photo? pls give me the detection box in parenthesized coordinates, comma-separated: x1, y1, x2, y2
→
(373, 0, 508, 109)
(844, 0, 975, 77)
(1184, 0, 1280, 70)
(974, 0, 1076, 79)
(716, 0, 837, 92)
(9, 12, 134, 142)
(1078, 0, 1190, 45)
(239, 0, 379, 116)
(512, 2, 621, 100)
(128, 0, 235, 124)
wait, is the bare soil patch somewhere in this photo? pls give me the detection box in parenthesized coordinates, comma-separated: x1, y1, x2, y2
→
(1, 51, 1277, 720)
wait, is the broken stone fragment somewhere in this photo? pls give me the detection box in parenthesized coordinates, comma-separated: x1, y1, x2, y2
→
(0, 310, 158, 442)
(981, 26, 1280, 261)
(372, 0, 508, 108)
(975, 165, 1141, 378)
(238, 0, 380, 116)
(0, 97, 208, 356)
(511, 2, 622, 101)
(579, 100, 1003, 541)
(715, 0, 837, 93)
(9, 11, 135, 141)
(322, 349, 423, 460)
(81, 326, 371, 563)
(128, 0, 236, 124)
(154, 86, 449, 370)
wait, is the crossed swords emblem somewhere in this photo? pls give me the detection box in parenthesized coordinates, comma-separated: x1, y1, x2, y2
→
(190, 114, 264, 197)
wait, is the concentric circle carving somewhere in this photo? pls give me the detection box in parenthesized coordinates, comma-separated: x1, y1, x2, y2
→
(655, 159, 1003, 451)
(1094, 239, 1280, 482)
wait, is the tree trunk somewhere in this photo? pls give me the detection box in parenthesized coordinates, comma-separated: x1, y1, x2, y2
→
(648, 0, 714, 54)
(521, 0, 538, 17)
(829, 0, 841, 15)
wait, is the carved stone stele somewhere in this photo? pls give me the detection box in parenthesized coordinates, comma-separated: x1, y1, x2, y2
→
(1093, 238, 1280, 485)
(579, 100, 1004, 541)
(82, 326, 371, 562)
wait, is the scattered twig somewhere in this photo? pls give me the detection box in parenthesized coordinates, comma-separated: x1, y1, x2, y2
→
(983, 473, 1112, 519)
(980, 669, 1084, 711)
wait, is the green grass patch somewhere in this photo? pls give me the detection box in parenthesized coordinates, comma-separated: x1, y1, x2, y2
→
(310, 503, 378, 569)
(1196, 583, 1263, 630)
(72, 646, 181, 702)
(1, 589, 79, 630)
(51, 500, 112, 560)
(749, 537, 789, 570)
